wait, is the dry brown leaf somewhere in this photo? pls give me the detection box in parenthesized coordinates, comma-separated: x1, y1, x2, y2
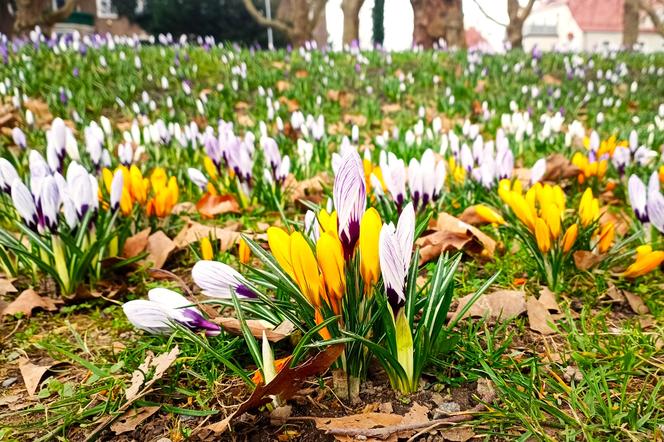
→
(623, 291, 649, 315)
(526, 296, 556, 335)
(417, 212, 496, 264)
(0, 277, 17, 295)
(206, 344, 344, 434)
(295, 70, 308, 79)
(381, 103, 402, 113)
(314, 402, 429, 442)
(171, 201, 196, 214)
(542, 153, 579, 181)
(284, 172, 330, 204)
(196, 193, 240, 218)
(144, 231, 176, 269)
(605, 283, 625, 303)
(451, 290, 526, 322)
(111, 406, 160, 435)
(538, 287, 560, 312)
(542, 74, 561, 85)
(123, 228, 151, 258)
(440, 427, 476, 442)
(126, 347, 179, 402)
(573, 250, 602, 270)
(343, 114, 367, 127)
(2, 289, 61, 317)
(276, 80, 290, 92)
(213, 318, 294, 342)
(172, 218, 239, 250)
(18, 358, 66, 396)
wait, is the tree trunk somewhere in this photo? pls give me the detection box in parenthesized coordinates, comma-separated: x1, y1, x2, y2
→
(623, 0, 639, 48)
(14, 0, 77, 35)
(341, 0, 364, 46)
(411, 0, 465, 49)
(0, 0, 14, 37)
(372, 0, 384, 45)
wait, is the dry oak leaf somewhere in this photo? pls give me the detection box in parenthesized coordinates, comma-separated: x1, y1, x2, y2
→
(343, 113, 368, 127)
(19, 358, 67, 396)
(145, 231, 176, 269)
(122, 228, 151, 258)
(172, 218, 239, 250)
(542, 153, 579, 181)
(206, 344, 344, 434)
(440, 427, 476, 442)
(284, 172, 330, 204)
(196, 193, 240, 218)
(0, 277, 17, 295)
(314, 402, 430, 442)
(213, 318, 295, 342)
(126, 347, 180, 402)
(2, 289, 61, 317)
(451, 290, 526, 322)
(417, 212, 496, 264)
(573, 250, 602, 271)
(538, 286, 560, 312)
(623, 291, 650, 315)
(526, 296, 556, 335)
(111, 406, 160, 435)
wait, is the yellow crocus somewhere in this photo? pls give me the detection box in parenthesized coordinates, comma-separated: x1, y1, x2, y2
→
(129, 165, 148, 204)
(541, 204, 561, 239)
(316, 232, 345, 299)
(561, 224, 578, 252)
(509, 192, 536, 231)
(579, 188, 598, 227)
(150, 167, 168, 192)
(622, 250, 664, 278)
(102, 168, 113, 192)
(553, 185, 566, 210)
(204, 157, 218, 181)
(534, 217, 551, 253)
(597, 223, 615, 254)
(238, 238, 250, 264)
(200, 237, 214, 260)
(498, 179, 512, 205)
(359, 208, 381, 288)
(290, 232, 322, 307)
(318, 210, 338, 238)
(119, 187, 133, 215)
(636, 245, 652, 259)
(475, 205, 505, 225)
(267, 227, 295, 279)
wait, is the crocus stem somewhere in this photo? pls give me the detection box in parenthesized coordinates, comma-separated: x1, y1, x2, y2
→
(52, 235, 70, 294)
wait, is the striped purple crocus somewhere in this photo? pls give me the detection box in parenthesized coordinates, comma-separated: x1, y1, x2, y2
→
(123, 288, 221, 336)
(379, 203, 415, 311)
(628, 175, 648, 223)
(192, 260, 257, 298)
(0, 159, 19, 193)
(333, 151, 366, 258)
(11, 179, 39, 231)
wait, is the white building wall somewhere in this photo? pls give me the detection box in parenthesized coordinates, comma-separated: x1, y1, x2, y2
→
(523, 4, 584, 51)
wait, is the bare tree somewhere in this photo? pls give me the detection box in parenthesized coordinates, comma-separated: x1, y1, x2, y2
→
(341, 0, 364, 46)
(623, 0, 640, 47)
(243, 0, 327, 47)
(14, 0, 77, 35)
(473, 0, 536, 50)
(1, 0, 14, 37)
(638, 0, 664, 36)
(411, 0, 465, 49)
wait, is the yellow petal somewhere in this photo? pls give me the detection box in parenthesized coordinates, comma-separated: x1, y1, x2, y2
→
(535, 217, 551, 253)
(359, 208, 382, 288)
(290, 232, 321, 306)
(200, 237, 214, 260)
(267, 227, 295, 279)
(476, 205, 505, 225)
(562, 223, 578, 252)
(622, 251, 664, 278)
(316, 232, 346, 299)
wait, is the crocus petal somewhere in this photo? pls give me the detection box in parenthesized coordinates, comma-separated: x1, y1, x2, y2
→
(396, 202, 415, 264)
(11, 179, 38, 230)
(290, 232, 322, 307)
(192, 260, 255, 298)
(379, 223, 407, 309)
(267, 226, 295, 279)
(110, 169, 124, 211)
(628, 175, 648, 222)
(530, 158, 546, 185)
(0, 158, 19, 193)
(647, 189, 664, 234)
(333, 151, 366, 258)
(122, 299, 173, 335)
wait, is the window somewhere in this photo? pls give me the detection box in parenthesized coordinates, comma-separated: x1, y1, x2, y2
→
(96, 0, 118, 19)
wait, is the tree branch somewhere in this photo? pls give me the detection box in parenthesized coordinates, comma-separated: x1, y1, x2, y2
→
(471, 0, 507, 27)
(518, 0, 536, 21)
(638, 0, 664, 36)
(310, 0, 327, 29)
(241, 0, 293, 35)
(45, 0, 77, 25)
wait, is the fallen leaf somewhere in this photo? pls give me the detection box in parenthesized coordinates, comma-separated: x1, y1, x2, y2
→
(144, 231, 176, 269)
(381, 103, 402, 113)
(314, 402, 429, 442)
(172, 218, 239, 250)
(476, 378, 497, 403)
(573, 250, 602, 270)
(276, 80, 290, 92)
(451, 290, 526, 322)
(623, 291, 649, 315)
(196, 193, 240, 218)
(126, 347, 180, 402)
(270, 405, 292, 425)
(206, 344, 343, 434)
(123, 228, 151, 258)
(526, 296, 556, 335)
(111, 406, 160, 435)
(440, 427, 475, 442)
(542, 153, 579, 181)
(605, 283, 625, 303)
(284, 172, 330, 204)
(213, 318, 295, 342)
(0, 277, 17, 295)
(542, 74, 561, 85)
(18, 358, 66, 396)
(538, 287, 560, 312)
(343, 114, 367, 127)
(171, 201, 196, 214)
(417, 213, 496, 264)
(2, 289, 61, 317)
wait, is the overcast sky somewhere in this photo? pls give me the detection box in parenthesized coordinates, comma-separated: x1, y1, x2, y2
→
(325, 0, 511, 50)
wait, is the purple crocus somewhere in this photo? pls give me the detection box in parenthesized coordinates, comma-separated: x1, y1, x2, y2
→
(628, 175, 648, 222)
(123, 288, 221, 336)
(12, 127, 26, 149)
(11, 179, 39, 231)
(192, 260, 256, 299)
(379, 203, 415, 311)
(333, 151, 366, 258)
(0, 159, 19, 193)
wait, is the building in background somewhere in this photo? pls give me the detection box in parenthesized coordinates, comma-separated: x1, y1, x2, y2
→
(52, 0, 146, 36)
(523, 0, 664, 52)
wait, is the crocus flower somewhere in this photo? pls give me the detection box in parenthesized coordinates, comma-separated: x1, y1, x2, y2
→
(123, 288, 221, 336)
(316, 232, 345, 300)
(12, 127, 26, 149)
(291, 232, 323, 307)
(648, 187, 664, 234)
(562, 224, 578, 252)
(110, 169, 124, 212)
(530, 158, 547, 186)
(11, 179, 39, 231)
(333, 151, 366, 258)
(628, 175, 648, 222)
(621, 246, 664, 278)
(379, 203, 415, 309)
(359, 208, 381, 288)
(192, 260, 256, 298)
(0, 158, 19, 193)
